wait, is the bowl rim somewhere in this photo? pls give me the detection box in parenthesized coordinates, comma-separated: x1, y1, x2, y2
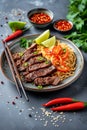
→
(27, 8, 54, 25)
(53, 19, 73, 32)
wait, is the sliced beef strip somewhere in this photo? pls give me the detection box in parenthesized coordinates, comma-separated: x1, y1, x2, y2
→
(23, 43, 38, 61)
(52, 76, 60, 86)
(18, 65, 28, 72)
(29, 61, 51, 72)
(34, 75, 60, 86)
(18, 55, 46, 72)
(12, 53, 21, 61)
(22, 71, 29, 76)
(15, 59, 22, 67)
(25, 65, 56, 82)
(23, 52, 42, 62)
(28, 55, 46, 65)
(20, 68, 29, 76)
(23, 43, 37, 54)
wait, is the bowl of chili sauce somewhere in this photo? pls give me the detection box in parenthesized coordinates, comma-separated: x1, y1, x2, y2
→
(53, 19, 73, 33)
(27, 8, 53, 28)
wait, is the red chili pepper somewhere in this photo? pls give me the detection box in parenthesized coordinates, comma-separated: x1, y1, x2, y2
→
(43, 97, 78, 107)
(3, 30, 23, 42)
(51, 102, 87, 111)
(3, 27, 30, 42)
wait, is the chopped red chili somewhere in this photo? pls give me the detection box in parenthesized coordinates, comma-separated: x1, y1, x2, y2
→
(55, 20, 72, 31)
(30, 12, 51, 24)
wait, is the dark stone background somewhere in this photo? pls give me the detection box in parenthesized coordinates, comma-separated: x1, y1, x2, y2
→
(0, 0, 87, 130)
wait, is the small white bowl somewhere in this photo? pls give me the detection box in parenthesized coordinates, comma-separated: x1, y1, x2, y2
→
(27, 8, 54, 28)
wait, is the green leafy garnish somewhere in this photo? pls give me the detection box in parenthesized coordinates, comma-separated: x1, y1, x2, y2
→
(64, 0, 87, 52)
(20, 38, 33, 49)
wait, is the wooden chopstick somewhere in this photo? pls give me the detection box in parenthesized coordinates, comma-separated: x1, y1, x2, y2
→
(3, 42, 22, 97)
(2, 41, 29, 101)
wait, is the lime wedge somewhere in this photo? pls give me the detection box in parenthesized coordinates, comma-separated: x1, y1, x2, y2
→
(34, 30, 50, 44)
(41, 36, 56, 48)
(8, 21, 26, 32)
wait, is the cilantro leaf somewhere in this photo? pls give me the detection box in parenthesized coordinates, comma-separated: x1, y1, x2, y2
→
(65, 0, 87, 52)
(20, 38, 33, 49)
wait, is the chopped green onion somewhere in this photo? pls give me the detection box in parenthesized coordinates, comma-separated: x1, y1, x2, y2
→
(37, 56, 44, 61)
(23, 62, 28, 67)
(63, 48, 66, 53)
(33, 51, 38, 54)
(37, 85, 43, 89)
(19, 52, 24, 57)
(20, 38, 33, 49)
(45, 60, 50, 64)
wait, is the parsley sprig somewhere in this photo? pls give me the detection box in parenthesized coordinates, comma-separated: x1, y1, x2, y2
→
(20, 38, 33, 49)
(64, 0, 87, 52)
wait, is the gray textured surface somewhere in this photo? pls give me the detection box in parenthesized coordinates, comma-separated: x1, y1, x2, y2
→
(0, 0, 87, 130)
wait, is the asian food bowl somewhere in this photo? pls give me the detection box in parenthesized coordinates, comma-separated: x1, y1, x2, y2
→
(53, 19, 73, 33)
(27, 8, 54, 28)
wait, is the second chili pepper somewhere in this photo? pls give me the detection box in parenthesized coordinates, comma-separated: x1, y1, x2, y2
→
(3, 30, 23, 42)
(43, 97, 78, 107)
(3, 26, 31, 43)
(51, 102, 87, 111)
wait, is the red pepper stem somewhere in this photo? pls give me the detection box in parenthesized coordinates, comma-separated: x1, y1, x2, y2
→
(72, 98, 79, 102)
(73, 99, 87, 107)
(84, 102, 87, 107)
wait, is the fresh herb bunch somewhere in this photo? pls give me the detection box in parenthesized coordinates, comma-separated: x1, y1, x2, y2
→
(20, 38, 33, 49)
(64, 0, 87, 52)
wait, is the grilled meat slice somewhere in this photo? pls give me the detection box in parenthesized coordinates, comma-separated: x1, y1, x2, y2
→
(12, 53, 21, 61)
(23, 43, 37, 54)
(18, 65, 27, 72)
(34, 75, 60, 86)
(52, 76, 60, 86)
(25, 65, 56, 82)
(23, 43, 38, 61)
(15, 59, 22, 67)
(23, 52, 42, 62)
(28, 55, 46, 65)
(29, 61, 51, 72)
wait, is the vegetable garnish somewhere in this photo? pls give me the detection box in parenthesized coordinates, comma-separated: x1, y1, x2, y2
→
(51, 102, 87, 111)
(33, 51, 38, 54)
(43, 97, 78, 107)
(8, 21, 26, 32)
(4, 30, 23, 43)
(18, 52, 24, 57)
(20, 38, 33, 49)
(44, 45, 70, 72)
(37, 85, 43, 89)
(64, 0, 87, 52)
(23, 62, 28, 67)
(43, 97, 87, 111)
(3, 27, 31, 43)
(37, 56, 44, 61)
(34, 30, 50, 44)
